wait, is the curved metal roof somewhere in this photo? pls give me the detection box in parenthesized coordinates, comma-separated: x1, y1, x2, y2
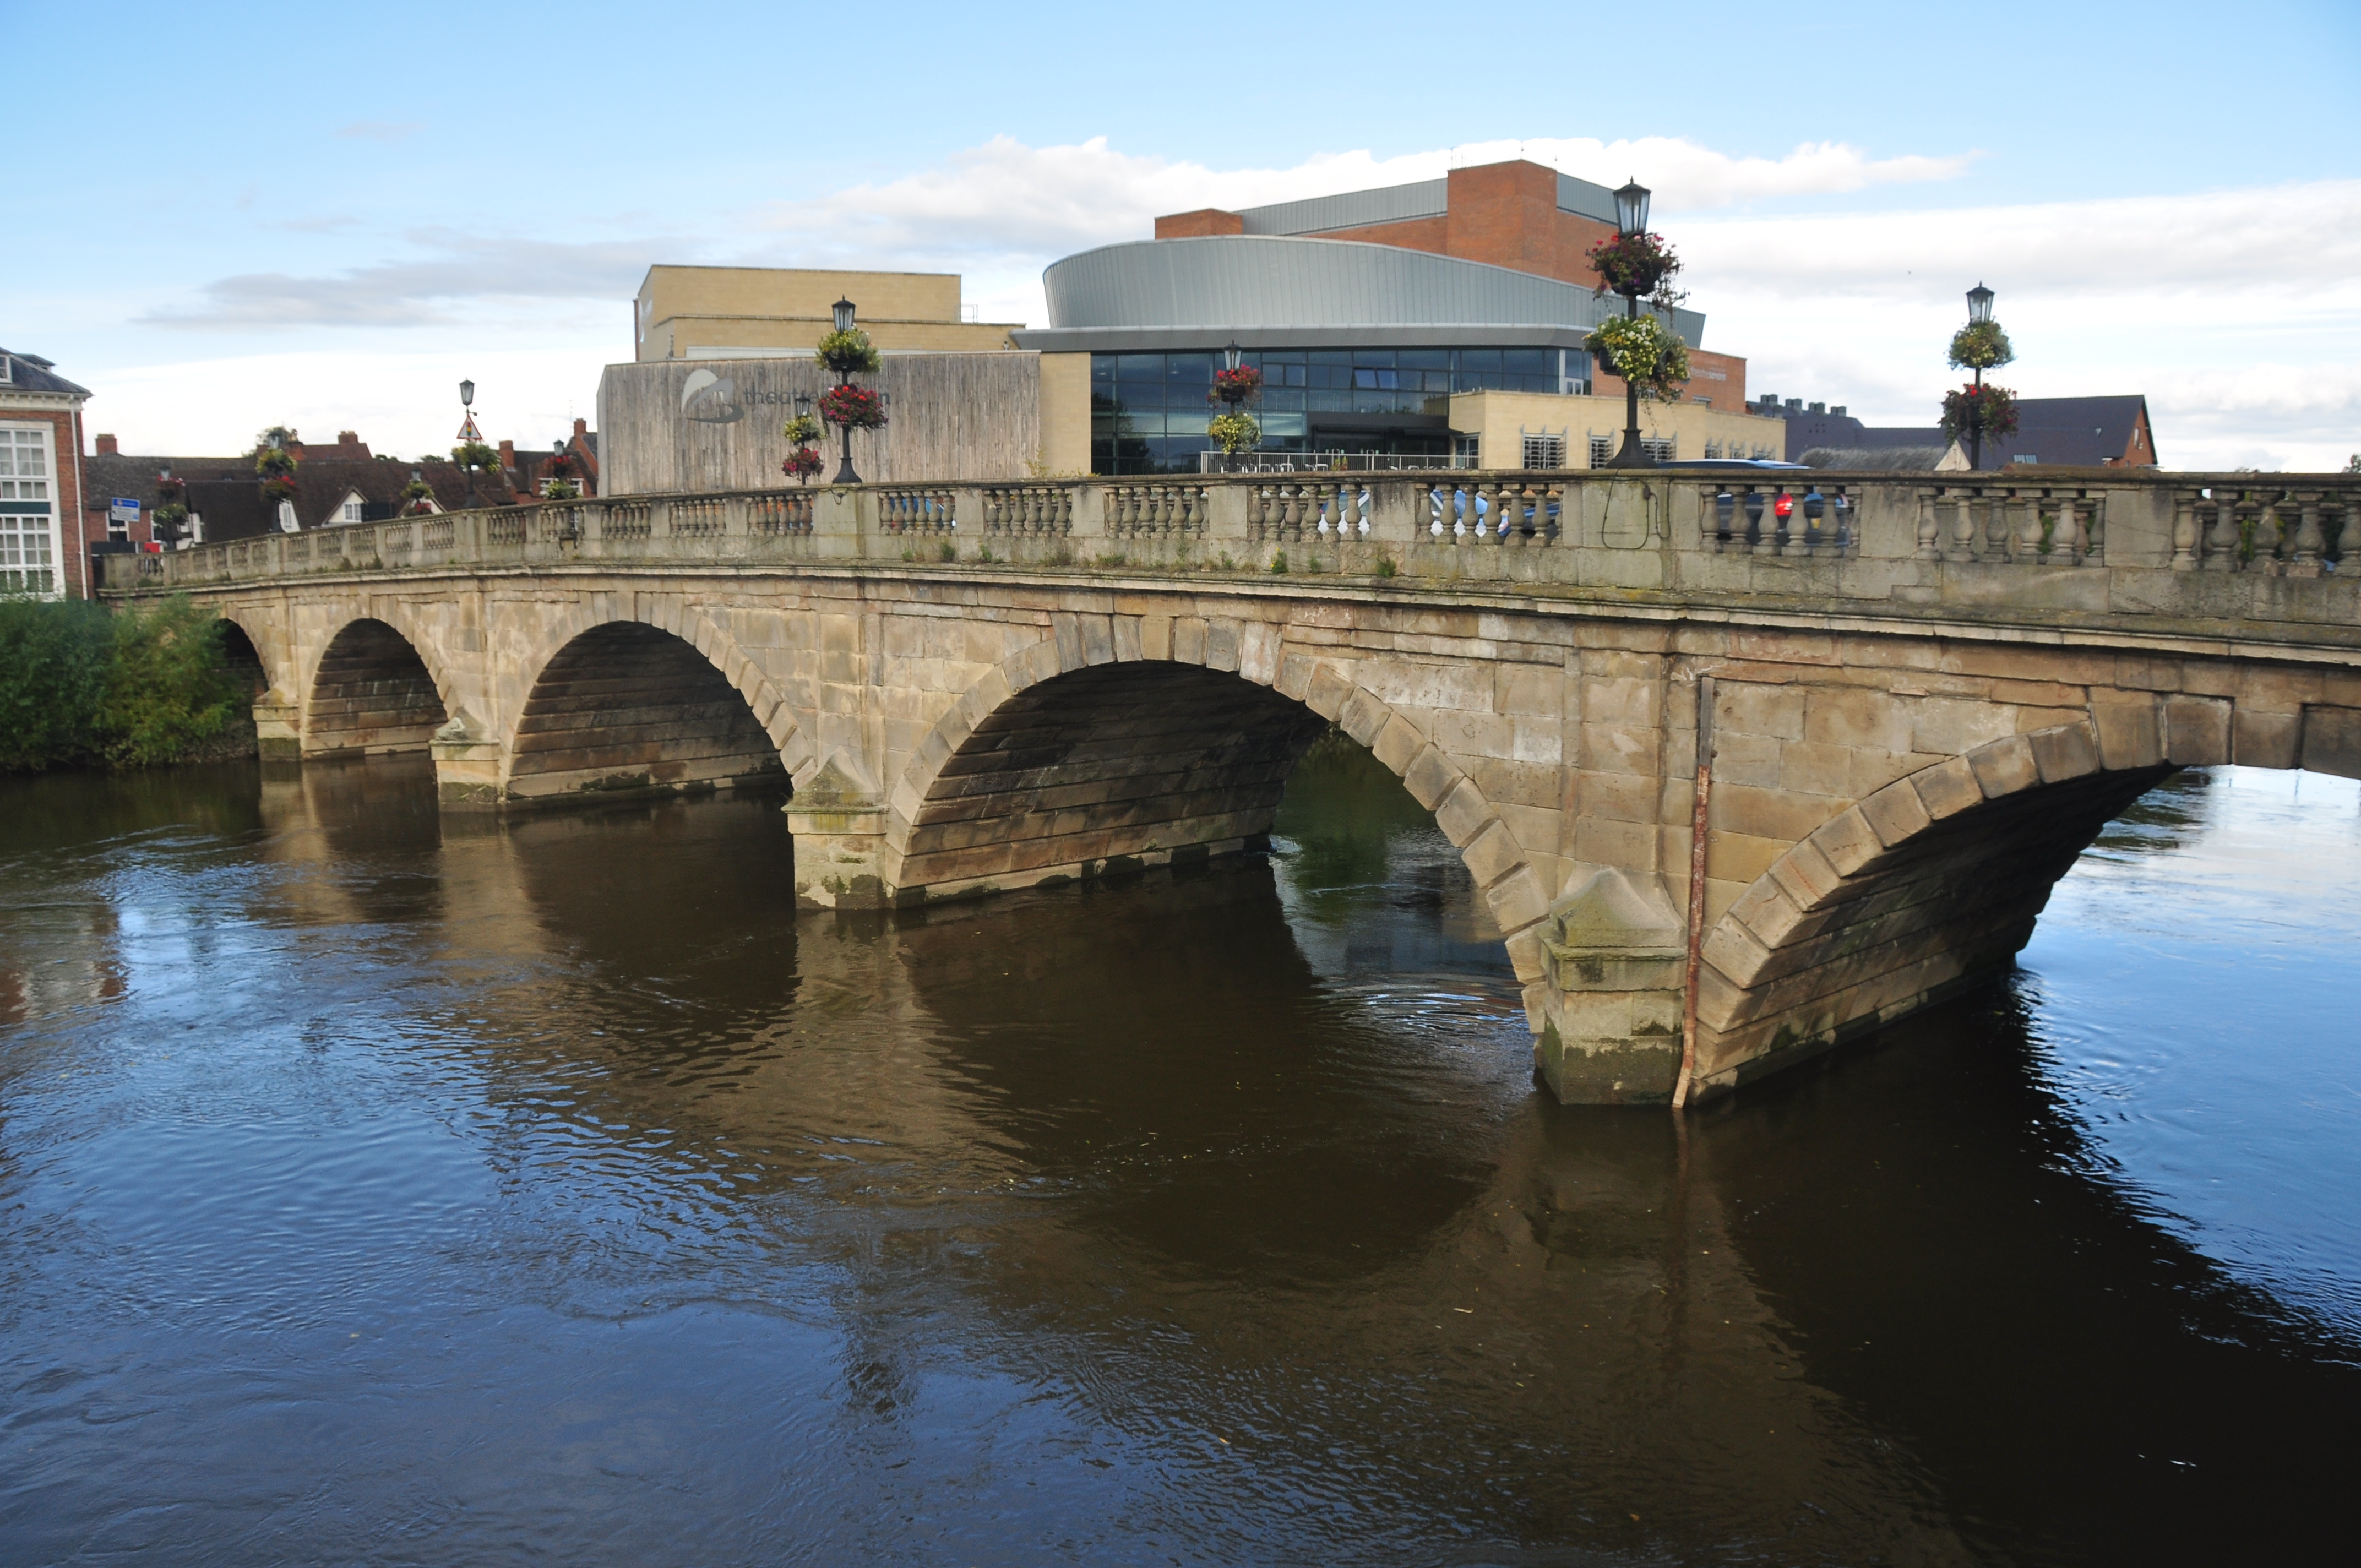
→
(1024, 236, 1704, 351)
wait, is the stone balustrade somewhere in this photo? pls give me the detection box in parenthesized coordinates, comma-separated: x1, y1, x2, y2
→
(107, 470, 2361, 635)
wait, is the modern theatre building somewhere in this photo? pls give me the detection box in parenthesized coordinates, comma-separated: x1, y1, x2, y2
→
(1011, 157, 1776, 474)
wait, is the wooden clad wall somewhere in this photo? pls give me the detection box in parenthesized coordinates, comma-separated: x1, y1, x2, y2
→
(599, 352, 1045, 496)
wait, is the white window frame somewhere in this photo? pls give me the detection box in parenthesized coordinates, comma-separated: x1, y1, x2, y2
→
(0, 422, 62, 597)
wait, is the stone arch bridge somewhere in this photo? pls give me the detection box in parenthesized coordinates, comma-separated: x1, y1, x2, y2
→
(105, 467, 2361, 1104)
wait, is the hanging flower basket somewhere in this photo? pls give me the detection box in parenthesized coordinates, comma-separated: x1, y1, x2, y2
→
(259, 473, 298, 503)
(1587, 231, 1683, 301)
(452, 440, 501, 471)
(1947, 321, 2015, 374)
(542, 478, 580, 501)
(781, 413, 823, 445)
(1941, 383, 2019, 442)
(1207, 411, 1261, 455)
(1209, 365, 1264, 408)
(154, 475, 186, 501)
(1585, 314, 1691, 401)
(819, 384, 888, 430)
(814, 328, 882, 377)
(781, 446, 826, 483)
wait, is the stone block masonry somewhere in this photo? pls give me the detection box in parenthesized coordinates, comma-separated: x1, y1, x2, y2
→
(102, 467, 2361, 1104)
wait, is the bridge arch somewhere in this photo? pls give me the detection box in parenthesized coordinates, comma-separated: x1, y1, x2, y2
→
(304, 614, 451, 756)
(880, 622, 1552, 972)
(1689, 718, 2189, 1097)
(504, 607, 804, 802)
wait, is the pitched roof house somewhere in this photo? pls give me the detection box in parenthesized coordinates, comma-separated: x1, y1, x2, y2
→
(1, 350, 93, 597)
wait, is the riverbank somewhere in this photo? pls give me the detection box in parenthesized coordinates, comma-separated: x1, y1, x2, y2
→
(0, 596, 258, 773)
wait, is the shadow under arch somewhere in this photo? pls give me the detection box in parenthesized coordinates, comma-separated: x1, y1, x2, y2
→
(507, 620, 788, 802)
(1692, 719, 2187, 1098)
(213, 617, 268, 701)
(883, 641, 1549, 979)
(306, 617, 449, 755)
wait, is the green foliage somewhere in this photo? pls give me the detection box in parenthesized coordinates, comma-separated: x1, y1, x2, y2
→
(2346, 454, 2360, 473)
(1947, 320, 2016, 373)
(1269, 550, 1288, 574)
(782, 413, 823, 445)
(813, 328, 881, 375)
(1585, 314, 1691, 401)
(1208, 411, 1261, 455)
(1941, 383, 2020, 442)
(452, 440, 501, 471)
(976, 546, 997, 563)
(938, 541, 957, 562)
(0, 597, 246, 772)
(254, 431, 298, 481)
(1373, 556, 1397, 578)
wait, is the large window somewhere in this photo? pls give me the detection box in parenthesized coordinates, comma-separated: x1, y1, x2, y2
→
(1090, 347, 1591, 475)
(0, 427, 57, 595)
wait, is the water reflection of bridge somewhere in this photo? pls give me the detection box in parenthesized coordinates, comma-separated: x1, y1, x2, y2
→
(216, 757, 2361, 1561)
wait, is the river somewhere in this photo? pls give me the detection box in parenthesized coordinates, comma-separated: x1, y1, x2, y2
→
(2, 743, 2355, 1565)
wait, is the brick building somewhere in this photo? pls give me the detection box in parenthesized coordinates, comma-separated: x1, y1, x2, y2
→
(0, 350, 92, 597)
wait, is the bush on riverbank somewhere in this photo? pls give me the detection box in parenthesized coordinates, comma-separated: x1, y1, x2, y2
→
(0, 596, 255, 772)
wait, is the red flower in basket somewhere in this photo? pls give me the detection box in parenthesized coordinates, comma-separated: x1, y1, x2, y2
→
(819, 385, 888, 429)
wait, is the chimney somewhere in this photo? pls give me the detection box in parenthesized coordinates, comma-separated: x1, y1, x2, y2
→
(498, 439, 515, 471)
(573, 417, 587, 437)
(337, 430, 358, 445)
(95, 433, 118, 455)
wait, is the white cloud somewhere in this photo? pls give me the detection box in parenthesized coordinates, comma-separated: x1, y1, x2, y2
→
(141, 233, 666, 329)
(87, 346, 612, 461)
(1683, 181, 2361, 469)
(753, 133, 1970, 271)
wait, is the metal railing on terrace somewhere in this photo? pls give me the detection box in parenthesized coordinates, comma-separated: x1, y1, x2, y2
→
(104, 470, 2361, 634)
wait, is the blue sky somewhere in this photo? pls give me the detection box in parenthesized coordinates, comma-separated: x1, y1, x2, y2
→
(9, 0, 2358, 467)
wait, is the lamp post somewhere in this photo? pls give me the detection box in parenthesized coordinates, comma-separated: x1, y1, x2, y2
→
(1964, 283, 1994, 471)
(459, 379, 478, 509)
(829, 298, 861, 484)
(1606, 179, 1655, 469)
(1223, 340, 1242, 374)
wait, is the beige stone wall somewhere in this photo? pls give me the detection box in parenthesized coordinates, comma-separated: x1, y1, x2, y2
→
(598, 353, 1048, 492)
(635, 265, 1020, 362)
(1449, 390, 1786, 466)
(1037, 353, 1092, 477)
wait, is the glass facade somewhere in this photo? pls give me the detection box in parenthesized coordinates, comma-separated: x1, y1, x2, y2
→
(1091, 347, 1590, 475)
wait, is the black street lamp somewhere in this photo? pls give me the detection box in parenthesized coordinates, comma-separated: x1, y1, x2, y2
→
(459, 379, 478, 509)
(829, 300, 863, 484)
(1223, 340, 1242, 373)
(1604, 178, 1656, 469)
(1965, 283, 1994, 470)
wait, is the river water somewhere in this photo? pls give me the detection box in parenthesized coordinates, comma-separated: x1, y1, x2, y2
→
(2, 744, 2355, 1566)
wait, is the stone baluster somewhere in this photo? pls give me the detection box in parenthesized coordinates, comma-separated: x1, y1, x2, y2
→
(2080, 495, 2106, 567)
(2011, 493, 2043, 562)
(2170, 492, 2200, 570)
(2204, 492, 2242, 572)
(1982, 493, 2011, 562)
(2335, 498, 2359, 574)
(1946, 491, 1979, 563)
(2257, 493, 2289, 575)
(2288, 492, 2326, 576)
(2047, 495, 2080, 565)
(1914, 492, 1943, 560)
(1748, 490, 1772, 557)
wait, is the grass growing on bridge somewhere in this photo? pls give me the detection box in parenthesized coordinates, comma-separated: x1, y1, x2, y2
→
(0, 596, 254, 772)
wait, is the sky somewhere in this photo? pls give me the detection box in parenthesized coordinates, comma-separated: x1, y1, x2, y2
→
(8, 0, 2358, 471)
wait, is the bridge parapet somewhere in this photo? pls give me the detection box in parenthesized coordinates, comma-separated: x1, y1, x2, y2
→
(105, 470, 2361, 639)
